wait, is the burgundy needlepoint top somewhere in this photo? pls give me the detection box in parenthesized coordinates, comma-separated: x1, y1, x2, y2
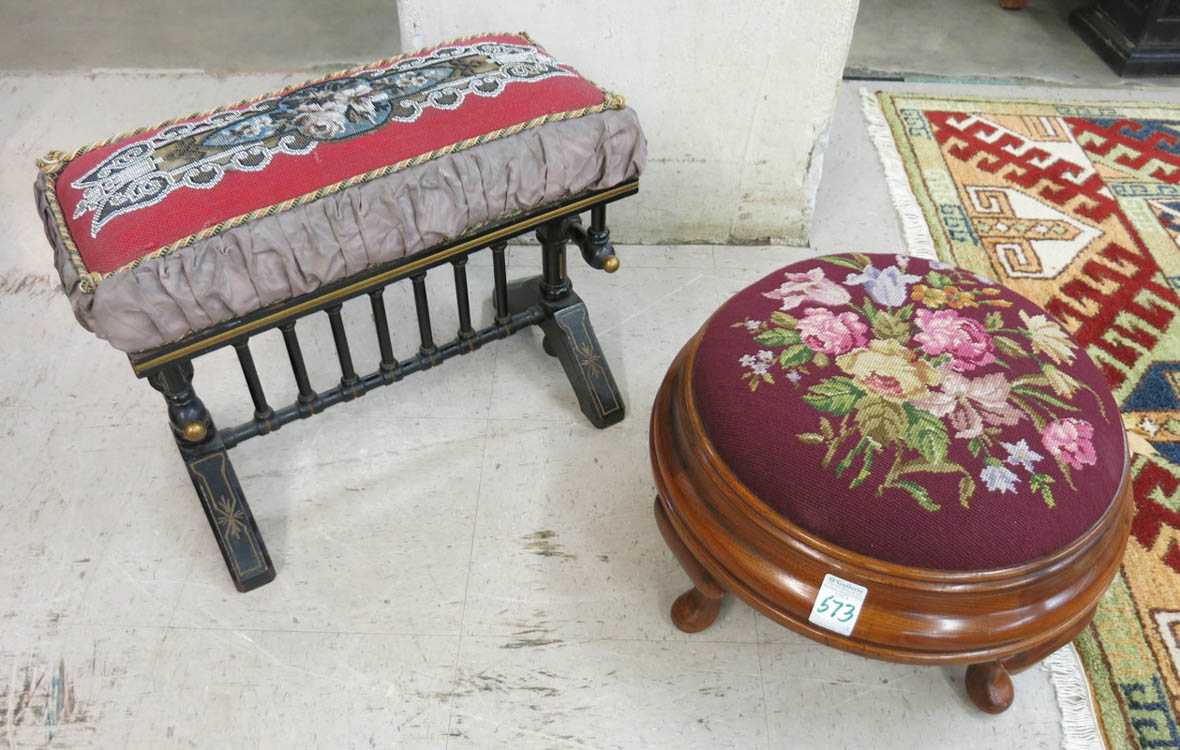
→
(692, 253, 1125, 571)
(53, 32, 614, 276)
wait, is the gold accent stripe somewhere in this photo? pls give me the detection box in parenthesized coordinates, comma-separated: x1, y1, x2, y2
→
(130, 181, 638, 376)
(38, 31, 626, 293)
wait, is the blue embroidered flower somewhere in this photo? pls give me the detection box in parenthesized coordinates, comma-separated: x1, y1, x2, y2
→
(1000, 439, 1043, 472)
(980, 462, 1020, 494)
(844, 265, 922, 307)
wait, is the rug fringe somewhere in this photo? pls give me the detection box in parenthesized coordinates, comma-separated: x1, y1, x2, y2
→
(858, 89, 937, 260)
(1043, 644, 1106, 750)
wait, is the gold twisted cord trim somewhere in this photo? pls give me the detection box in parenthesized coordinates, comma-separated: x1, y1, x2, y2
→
(37, 31, 626, 294)
(129, 179, 638, 375)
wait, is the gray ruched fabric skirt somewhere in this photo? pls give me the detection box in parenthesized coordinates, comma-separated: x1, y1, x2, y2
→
(35, 107, 645, 353)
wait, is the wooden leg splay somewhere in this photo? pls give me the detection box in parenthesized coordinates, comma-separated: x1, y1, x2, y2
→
(508, 272, 625, 429)
(966, 661, 1015, 714)
(654, 496, 727, 633)
(150, 362, 276, 592)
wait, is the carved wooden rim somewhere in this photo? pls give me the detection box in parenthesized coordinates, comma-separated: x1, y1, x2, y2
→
(650, 330, 1134, 665)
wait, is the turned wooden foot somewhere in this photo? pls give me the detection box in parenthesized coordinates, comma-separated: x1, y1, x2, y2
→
(966, 661, 1015, 713)
(671, 586, 723, 633)
(655, 496, 728, 633)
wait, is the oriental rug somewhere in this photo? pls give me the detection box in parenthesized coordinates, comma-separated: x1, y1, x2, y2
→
(866, 90, 1180, 750)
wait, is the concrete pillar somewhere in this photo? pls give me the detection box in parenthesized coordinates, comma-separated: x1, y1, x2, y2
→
(398, 1, 860, 245)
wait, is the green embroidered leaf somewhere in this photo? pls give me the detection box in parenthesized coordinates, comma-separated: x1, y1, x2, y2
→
(812, 352, 830, 369)
(779, 343, 813, 368)
(860, 298, 879, 324)
(797, 433, 825, 445)
(835, 437, 870, 478)
(849, 442, 877, 490)
(818, 417, 835, 440)
(1011, 373, 1052, 389)
(925, 271, 953, 289)
(871, 312, 911, 343)
(902, 404, 950, 465)
(823, 254, 870, 272)
(1011, 385, 1079, 412)
(754, 327, 799, 348)
(967, 436, 984, 459)
(769, 311, 798, 329)
(896, 303, 915, 321)
(993, 336, 1027, 358)
(958, 476, 975, 508)
(893, 479, 941, 512)
(984, 311, 1004, 332)
(854, 396, 907, 446)
(924, 353, 951, 369)
(1030, 473, 1056, 508)
(897, 460, 968, 476)
(803, 377, 865, 417)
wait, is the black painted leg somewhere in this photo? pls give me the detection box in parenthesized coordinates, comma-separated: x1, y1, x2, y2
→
(149, 363, 276, 592)
(507, 217, 625, 429)
(540, 297, 625, 428)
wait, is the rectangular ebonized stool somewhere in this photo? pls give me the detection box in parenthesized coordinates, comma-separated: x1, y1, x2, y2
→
(33, 33, 646, 592)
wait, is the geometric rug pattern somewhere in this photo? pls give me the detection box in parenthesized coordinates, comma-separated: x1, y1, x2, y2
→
(873, 92, 1180, 750)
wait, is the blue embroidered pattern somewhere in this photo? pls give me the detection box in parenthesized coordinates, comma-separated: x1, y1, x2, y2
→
(69, 41, 575, 237)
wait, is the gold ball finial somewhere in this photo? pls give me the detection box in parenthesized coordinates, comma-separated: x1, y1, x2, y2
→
(603, 255, 620, 273)
(182, 422, 208, 443)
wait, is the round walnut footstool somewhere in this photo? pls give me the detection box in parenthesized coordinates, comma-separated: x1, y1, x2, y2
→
(651, 253, 1132, 713)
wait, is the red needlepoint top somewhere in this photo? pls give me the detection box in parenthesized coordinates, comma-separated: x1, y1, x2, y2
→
(50, 32, 616, 276)
(692, 253, 1125, 571)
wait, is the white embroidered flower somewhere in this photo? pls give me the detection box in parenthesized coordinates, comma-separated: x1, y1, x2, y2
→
(1000, 439, 1043, 472)
(292, 104, 349, 139)
(332, 82, 384, 123)
(739, 352, 773, 377)
(394, 71, 432, 89)
(743, 319, 763, 331)
(231, 115, 274, 139)
(844, 264, 922, 308)
(786, 371, 802, 384)
(980, 463, 1020, 494)
(1141, 417, 1161, 437)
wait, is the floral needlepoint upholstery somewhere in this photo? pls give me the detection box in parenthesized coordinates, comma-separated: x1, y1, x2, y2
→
(34, 32, 645, 352)
(692, 253, 1125, 570)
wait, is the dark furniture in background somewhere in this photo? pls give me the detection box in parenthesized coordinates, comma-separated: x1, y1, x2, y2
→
(1072, 0, 1180, 75)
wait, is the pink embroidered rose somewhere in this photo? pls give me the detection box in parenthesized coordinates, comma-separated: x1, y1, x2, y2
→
(762, 267, 851, 310)
(912, 372, 1022, 439)
(796, 307, 869, 355)
(913, 309, 996, 372)
(1041, 418, 1097, 469)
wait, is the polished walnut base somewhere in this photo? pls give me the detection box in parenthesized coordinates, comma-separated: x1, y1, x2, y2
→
(651, 336, 1133, 714)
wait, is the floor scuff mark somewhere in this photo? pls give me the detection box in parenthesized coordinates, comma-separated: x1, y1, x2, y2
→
(522, 530, 576, 560)
(1, 658, 88, 747)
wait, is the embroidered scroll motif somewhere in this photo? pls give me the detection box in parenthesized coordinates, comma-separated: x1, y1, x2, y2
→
(69, 41, 575, 237)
